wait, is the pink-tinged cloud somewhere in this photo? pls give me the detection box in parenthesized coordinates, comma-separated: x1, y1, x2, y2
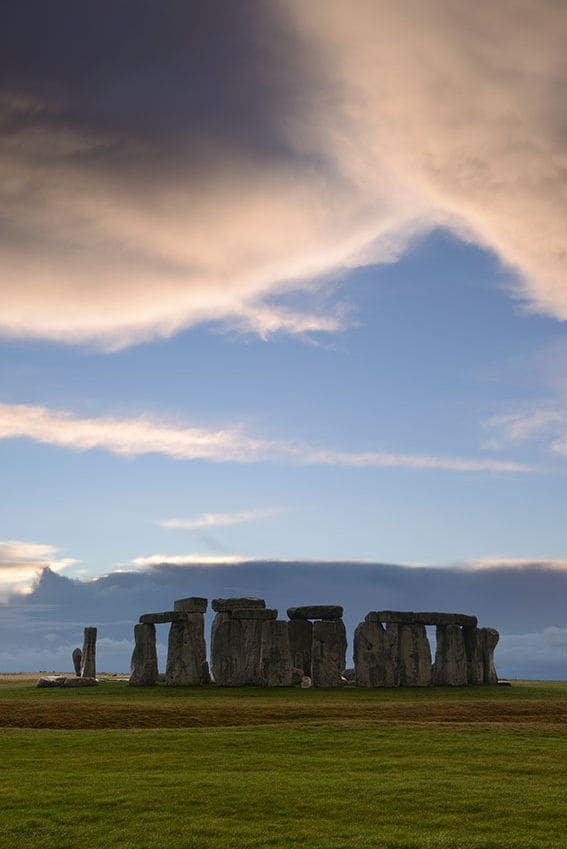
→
(0, 2, 565, 348)
(0, 401, 530, 473)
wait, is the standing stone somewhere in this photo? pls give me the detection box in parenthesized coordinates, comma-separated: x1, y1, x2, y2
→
(288, 619, 313, 676)
(165, 612, 210, 686)
(260, 620, 294, 686)
(211, 611, 242, 685)
(80, 627, 97, 679)
(480, 627, 499, 684)
(210, 599, 267, 686)
(72, 647, 82, 677)
(432, 625, 467, 686)
(129, 623, 158, 686)
(388, 622, 431, 686)
(311, 620, 347, 688)
(354, 619, 396, 687)
(463, 626, 484, 684)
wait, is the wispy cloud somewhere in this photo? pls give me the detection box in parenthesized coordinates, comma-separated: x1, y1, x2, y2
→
(0, 402, 529, 473)
(158, 508, 283, 531)
(0, 540, 77, 598)
(485, 405, 567, 456)
(461, 557, 567, 572)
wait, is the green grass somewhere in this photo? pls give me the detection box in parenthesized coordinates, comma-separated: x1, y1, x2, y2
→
(1, 681, 566, 848)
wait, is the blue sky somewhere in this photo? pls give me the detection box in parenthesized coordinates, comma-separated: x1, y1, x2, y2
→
(1, 1, 566, 674)
(1, 229, 566, 582)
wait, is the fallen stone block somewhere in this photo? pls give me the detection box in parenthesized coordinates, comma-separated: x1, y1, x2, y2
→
(62, 677, 98, 687)
(287, 605, 343, 620)
(36, 676, 66, 688)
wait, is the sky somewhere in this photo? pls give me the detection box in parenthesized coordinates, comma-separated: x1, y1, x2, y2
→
(1, 1, 567, 676)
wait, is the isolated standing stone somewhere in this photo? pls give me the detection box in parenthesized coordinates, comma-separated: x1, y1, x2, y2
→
(463, 626, 484, 684)
(80, 627, 97, 679)
(72, 647, 82, 677)
(311, 620, 347, 688)
(388, 622, 431, 686)
(165, 612, 210, 686)
(260, 620, 294, 686)
(480, 627, 499, 684)
(288, 618, 313, 676)
(354, 619, 396, 687)
(432, 625, 467, 686)
(129, 623, 158, 686)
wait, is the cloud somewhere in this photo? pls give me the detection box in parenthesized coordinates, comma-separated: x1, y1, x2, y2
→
(131, 554, 253, 568)
(0, 2, 565, 348)
(159, 508, 283, 531)
(485, 405, 567, 456)
(462, 558, 567, 572)
(1, 559, 567, 676)
(0, 401, 529, 473)
(0, 540, 77, 598)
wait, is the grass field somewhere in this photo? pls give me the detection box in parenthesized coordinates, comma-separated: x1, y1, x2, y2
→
(1, 679, 566, 849)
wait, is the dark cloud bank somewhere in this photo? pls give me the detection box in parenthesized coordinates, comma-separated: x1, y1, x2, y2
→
(2, 561, 566, 680)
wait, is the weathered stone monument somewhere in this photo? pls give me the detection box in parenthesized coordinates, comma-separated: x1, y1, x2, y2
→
(129, 623, 158, 686)
(259, 619, 295, 686)
(353, 619, 396, 687)
(124, 597, 500, 690)
(80, 627, 97, 679)
(287, 607, 346, 688)
(211, 598, 276, 686)
(72, 647, 82, 677)
(131, 597, 209, 686)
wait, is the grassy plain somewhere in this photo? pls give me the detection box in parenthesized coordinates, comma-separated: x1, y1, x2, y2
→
(0, 679, 566, 849)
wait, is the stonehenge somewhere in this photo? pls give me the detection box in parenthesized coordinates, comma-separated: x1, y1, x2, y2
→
(126, 598, 500, 689)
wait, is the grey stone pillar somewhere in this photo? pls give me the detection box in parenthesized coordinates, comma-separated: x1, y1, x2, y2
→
(80, 627, 97, 678)
(354, 619, 396, 687)
(129, 623, 158, 686)
(311, 620, 347, 688)
(165, 613, 210, 686)
(463, 626, 484, 684)
(432, 624, 467, 686)
(260, 620, 294, 686)
(387, 622, 431, 686)
(210, 599, 273, 686)
(72, 647, 82, 677)
(288, 619, 313, 676)
(480, 627, 499, 684)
